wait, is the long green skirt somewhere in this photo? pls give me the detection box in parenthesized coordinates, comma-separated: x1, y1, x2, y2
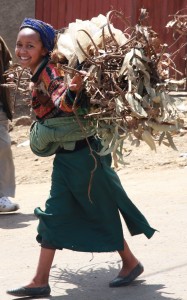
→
(35, 138, 156, 252)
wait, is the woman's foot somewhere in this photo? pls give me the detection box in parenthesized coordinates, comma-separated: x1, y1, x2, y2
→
(109, 262, 144, 287)
(118, 258, 139, 277)
(23, 280, 49, 288)
(6, 284, 51, 297)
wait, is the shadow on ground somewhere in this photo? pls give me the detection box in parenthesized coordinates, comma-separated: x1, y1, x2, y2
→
(11, 264, 180, 300)
(7, 262, 184, 300)
(0, 212, 36, 229)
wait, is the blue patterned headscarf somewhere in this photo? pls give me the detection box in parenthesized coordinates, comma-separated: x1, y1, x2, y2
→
(20, 18, 56, 52)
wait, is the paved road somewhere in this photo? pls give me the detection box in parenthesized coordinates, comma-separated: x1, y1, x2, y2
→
(1, 167, 187, 300)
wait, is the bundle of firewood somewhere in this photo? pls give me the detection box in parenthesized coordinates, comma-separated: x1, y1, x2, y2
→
(51, 9, 186, 165)
(3, 64, 31, 114)
(166, 8, 187, 37)
(5, 9, 186, 166)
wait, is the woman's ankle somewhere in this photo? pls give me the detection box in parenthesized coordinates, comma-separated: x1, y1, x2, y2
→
(119, 258, 139, 277)
(25, 278, 49, 288)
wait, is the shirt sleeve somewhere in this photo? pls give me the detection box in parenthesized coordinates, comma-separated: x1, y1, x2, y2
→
(41, 63, 77, 113)
(0, 36, 12, 73)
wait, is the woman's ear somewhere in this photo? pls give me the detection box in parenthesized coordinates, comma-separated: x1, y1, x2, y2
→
(42, 48, 48, 56)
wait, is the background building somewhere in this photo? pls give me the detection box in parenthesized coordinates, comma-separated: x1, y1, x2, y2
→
(0, 0, 35, 60)
(35, 0, 187, 80)
(0, 0, 186, 80)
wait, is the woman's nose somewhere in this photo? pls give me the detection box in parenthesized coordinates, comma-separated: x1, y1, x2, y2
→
(19, 46, 27, 53)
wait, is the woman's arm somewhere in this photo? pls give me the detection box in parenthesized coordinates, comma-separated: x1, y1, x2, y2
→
(42, 63, 84, 113)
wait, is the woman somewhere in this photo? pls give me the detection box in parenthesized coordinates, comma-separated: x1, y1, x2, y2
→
(7, 18, 156, 297)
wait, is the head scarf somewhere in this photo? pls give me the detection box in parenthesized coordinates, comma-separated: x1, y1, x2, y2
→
(20, 18, 56, 52)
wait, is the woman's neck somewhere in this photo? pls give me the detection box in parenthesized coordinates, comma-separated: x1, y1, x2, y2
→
(31, 56, 49, 83)
(31, 58, 46, 74)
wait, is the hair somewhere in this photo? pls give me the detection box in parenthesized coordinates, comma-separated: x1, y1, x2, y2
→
(20, 18, 56, 52)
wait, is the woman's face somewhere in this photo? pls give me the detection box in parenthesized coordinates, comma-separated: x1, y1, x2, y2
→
(15, 28, 48, 73)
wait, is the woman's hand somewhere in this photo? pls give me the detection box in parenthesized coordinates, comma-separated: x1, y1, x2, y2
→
(69, 71, 86, 93)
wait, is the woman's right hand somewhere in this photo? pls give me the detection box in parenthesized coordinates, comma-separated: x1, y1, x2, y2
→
(69, 71, 87, 93)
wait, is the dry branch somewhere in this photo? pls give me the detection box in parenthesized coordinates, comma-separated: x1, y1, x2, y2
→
(5, 9, 187, 167)
(51, 9, 186, 165)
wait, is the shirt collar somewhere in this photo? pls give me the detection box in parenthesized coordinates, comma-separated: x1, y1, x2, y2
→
(31, 56, 49, 83)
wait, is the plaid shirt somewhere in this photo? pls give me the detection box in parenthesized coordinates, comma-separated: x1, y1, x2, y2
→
(31, 57, 88, 122)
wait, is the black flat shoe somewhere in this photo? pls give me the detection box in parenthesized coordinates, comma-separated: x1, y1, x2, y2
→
(6, 284, 51, 297)
(109, 262, 144, 287)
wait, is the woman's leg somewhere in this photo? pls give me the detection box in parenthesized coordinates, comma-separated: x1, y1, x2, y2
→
(25, 247, 56, 288)
(117, 239, 140, 277)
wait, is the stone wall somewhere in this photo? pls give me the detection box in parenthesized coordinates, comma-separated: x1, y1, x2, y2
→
(0, 0, 35, 62)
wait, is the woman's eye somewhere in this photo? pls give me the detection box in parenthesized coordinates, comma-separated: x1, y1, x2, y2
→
(16, 43, 22, 48)
(27, 45, 34, 49)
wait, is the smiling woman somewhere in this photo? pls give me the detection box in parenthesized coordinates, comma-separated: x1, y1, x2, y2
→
(15, 28, 48, 73)
(7, 17, 156, 298)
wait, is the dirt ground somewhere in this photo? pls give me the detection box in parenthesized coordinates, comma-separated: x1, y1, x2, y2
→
(1, 96, 187, 300)
(10, 105, 187, 186)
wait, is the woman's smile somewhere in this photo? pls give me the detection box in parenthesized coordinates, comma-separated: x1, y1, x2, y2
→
(15, 27, 48, 72)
